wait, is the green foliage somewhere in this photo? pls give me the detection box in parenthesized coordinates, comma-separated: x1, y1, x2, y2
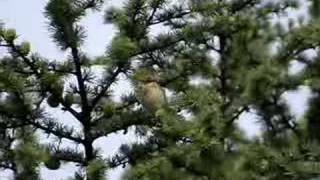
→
(14, 133, 43, 180)
(44, 156, 61, 170)
(64, 93, 75, 107)
(109, 36, 137, 65)
(103, 103, 115, 118)
(1, 0, 320, 179)
(45, 0, 86, 49)
(2, 29, 17, 42)
(18, 41, 31, 56)
(244, 63, 282, 102)
(41, 73, 64, 96)
(310, 0, 320, 19)
(87, 159, 108, 180)
(132, 68, 155, 82)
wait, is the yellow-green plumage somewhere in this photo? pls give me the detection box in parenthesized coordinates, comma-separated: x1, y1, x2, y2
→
(137, 82, 166, 114)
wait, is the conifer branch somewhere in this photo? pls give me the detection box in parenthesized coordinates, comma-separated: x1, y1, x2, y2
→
(134, 36, 185, 57)
(1, 40, 81, 120)
(231, 0, 257, 13)
(71, 47, 90, 118)
(148, 11, 192, 26)
(82, 0, 102, 10)
(31, 119, 84, 144)
(0, 107, 83, 143)
(90, 67, 123, 110)
(0, 0, 316, 178)
(226, 106, 249, 126)
(7, 42, 41, 77)
(108, 155, 129, 168)
(91, 35, 184, 110)
(91, 111, 154, 140)
(50, 146, 86, 164)
(146, 0, 162, 24)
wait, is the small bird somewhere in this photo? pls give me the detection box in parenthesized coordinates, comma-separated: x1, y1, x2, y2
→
(140, 81, 166, 113)
(134, 69, 166, 114)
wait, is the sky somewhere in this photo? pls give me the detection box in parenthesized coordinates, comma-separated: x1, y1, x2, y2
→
(0, 0, 313, 179)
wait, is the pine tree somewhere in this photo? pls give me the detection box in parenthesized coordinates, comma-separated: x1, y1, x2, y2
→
(115, 0, 320, 179)
(1, 0, 320, 180)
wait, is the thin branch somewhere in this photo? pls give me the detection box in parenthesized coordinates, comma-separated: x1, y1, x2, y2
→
(91, 111, 155, 140)
(30, 118, 84, 144)
(108, 155, 129, 168)
(83, 0, 97, 9)
(0, 107, 83, 144)
(4, 41, 81, 120)
(132, 36, 185, 57)
(52, 148, 86, 165)
(91, 98, 138, 126)
(90, 67, 122, 110)
(231, 0, 257, 13)
(226, 106, 249, 126)
(60, 100, 81, 119)
(206, 43, 221, 53)
(149, 11, 192, 26)
(146, 1, 162, 25)
(8, 42, 41, 77)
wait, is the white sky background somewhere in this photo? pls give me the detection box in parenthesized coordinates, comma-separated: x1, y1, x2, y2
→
(0, 0, 313, 179)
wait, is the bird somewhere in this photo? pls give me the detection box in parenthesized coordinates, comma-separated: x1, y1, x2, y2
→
(139, 81, 166, 114)
(133, 69, 166, 115)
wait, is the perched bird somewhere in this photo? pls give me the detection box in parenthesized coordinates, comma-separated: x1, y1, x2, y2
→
(133, 69, 166, 114)
(139, 81, 166, 113)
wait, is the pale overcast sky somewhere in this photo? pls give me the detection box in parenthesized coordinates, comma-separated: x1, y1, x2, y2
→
(0, 0, 312, 179)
